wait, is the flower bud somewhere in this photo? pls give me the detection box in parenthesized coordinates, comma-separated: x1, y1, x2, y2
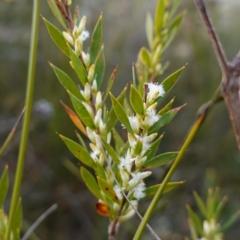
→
(107, 132, 111, 144)
(120, 168, 129, 185)
(94, 109, 102, 127)
(95, 92, 102, 110)
(82, 51, 90, 68)
(62, 31, 74, 45)
(99, 119, 106, 135)
(82, 102, 93, 117)
(74, 38, 82, 56)
(86, 127, 96, 143)
(78, 16, 86, 35)
(99, 152, 105, 165)
(91, 79, 97, 92)
(88, 64, 95, 82)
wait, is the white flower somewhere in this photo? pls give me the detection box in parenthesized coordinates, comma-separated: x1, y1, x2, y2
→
(128, 133, 137, 149)
(86, 127, 97, 143)
(146, 83, 165, 104)
(128, 116, 140, 134)
(133, 182, 146, 200)
(119, 150, 135, 172)
(79, 30, 89, 42)
(128, 172, 151, 190)
(113, 185, 123, 201)
(90, 143, 100, 161)
(135, 156, 147, 168)
(139, 109, 160, 129)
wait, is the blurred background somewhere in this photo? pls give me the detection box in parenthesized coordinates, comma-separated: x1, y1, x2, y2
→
(0, 0, 240, 239)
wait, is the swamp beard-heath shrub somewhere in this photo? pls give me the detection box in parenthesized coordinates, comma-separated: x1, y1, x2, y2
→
(43, 0, 186, 238)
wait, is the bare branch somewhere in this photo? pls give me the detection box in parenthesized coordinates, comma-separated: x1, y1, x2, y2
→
(194, 0, 229, 78)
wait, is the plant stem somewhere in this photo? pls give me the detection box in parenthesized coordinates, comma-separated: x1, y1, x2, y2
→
(133, 114, 205, 240)
(5, 0, 40, 239)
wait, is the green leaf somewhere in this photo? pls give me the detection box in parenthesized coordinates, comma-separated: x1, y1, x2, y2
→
(158, 98, 175, 115)
(142, 152, 178, 169)
(97, 177, 120, 204)
(193, 191, 207, 218)
(134, 139, 143, 155)
(96, 162, 107, 181)
(80, 167, 102, 199)
(0, 166, 9, 208)
(106, 87, 127, 132)
(59, 134, 96, 169)
(68, 46, 88, 85)
(161, 65, 185, 93)
(169, 0, 181, 19)
(90, 15, 102, 63)
(154, 0, 164, 36)
(163, 11, 185, 51)
(186, 206, 204, 235)
(130, 85, 144, 115)
(12, 198, 22, 240)
(149, 105, 185, 134)
(110, 93, 133, 135)
(69, 92, 95, 129)
(43, 17, 70, 57)
(95, 45, 105, 89)
(139, 47, 152, 68)
(220, 210, 240, 232)
(101, 137, 120, 164)
(47, 0, 67, 29)
(112, 128, 125, 155)
(188, 218, 198, 240)
(143, 181, 184, 199)
(146, 12, 154, 49)
(144, 134, 164, 160)
(103, 66, 118, 103)
(50, 63, 84, 101)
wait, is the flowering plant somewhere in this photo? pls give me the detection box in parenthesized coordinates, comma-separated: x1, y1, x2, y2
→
(43, 0, 186, 238)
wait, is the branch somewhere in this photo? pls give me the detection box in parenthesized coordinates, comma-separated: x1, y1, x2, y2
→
(194, 0, 240, 151)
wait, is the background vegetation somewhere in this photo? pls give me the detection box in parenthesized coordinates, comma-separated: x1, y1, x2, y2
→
(0, 0, 240, 239)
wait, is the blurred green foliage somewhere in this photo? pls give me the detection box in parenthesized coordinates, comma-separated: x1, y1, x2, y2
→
(0, 0, 240, 239)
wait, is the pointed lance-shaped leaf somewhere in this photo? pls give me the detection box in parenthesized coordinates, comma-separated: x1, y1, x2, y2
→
(220, 210, 240, 232)
(109, 93, 134, 135)
(146, 12, 154, 49)
(101, 137, 120, 164)
(154, 0, 164, 36)
(47, 0, 67, 29)
(50, 63, 84, 101)
(59, 134, 96, 169)
(95, 45, 105, 89)
(103, 66, 118, 103)
(148, 105, 185, 134)
(96, 162, 107, 181)
(90, 14, 103, 64)
(112, 128, 125, 155)
(68, 92, 95, 129)
(139, 47, 152, 68)
(80, 167, 102, 200)
(0, 166, 9, 208)
(193, 191, 207, 218)
(12, 198, 23, 240)
(161, 65, 186, 93)
(97, 177, 120, 204)
(186, 206, 204, 236)
(106, 87, 127, 132)
(142, 152, 178, 169)
(42, 17, 70, 57)
(130, 85, 144, 116)
(68, 46, 88, 85)
(188, 218, 199, 240)
(158, 98, 175, 115)
(143, 181, 184, 199)
(169, 0, 181, 19)
(144, 133, 164, 161)
(61, 101, 87, 136)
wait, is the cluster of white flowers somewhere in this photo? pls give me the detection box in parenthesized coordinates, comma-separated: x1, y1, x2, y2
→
(115, 82, 165, 203)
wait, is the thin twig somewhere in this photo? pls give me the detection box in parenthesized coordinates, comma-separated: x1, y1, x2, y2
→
(194, 0, 229, 77)
(0, 107, 25, 158)
(21, 204, 58, 240)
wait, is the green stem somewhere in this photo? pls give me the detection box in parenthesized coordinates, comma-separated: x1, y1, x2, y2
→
(5, 1, 40, 239)
(133, 114, 206, 240)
